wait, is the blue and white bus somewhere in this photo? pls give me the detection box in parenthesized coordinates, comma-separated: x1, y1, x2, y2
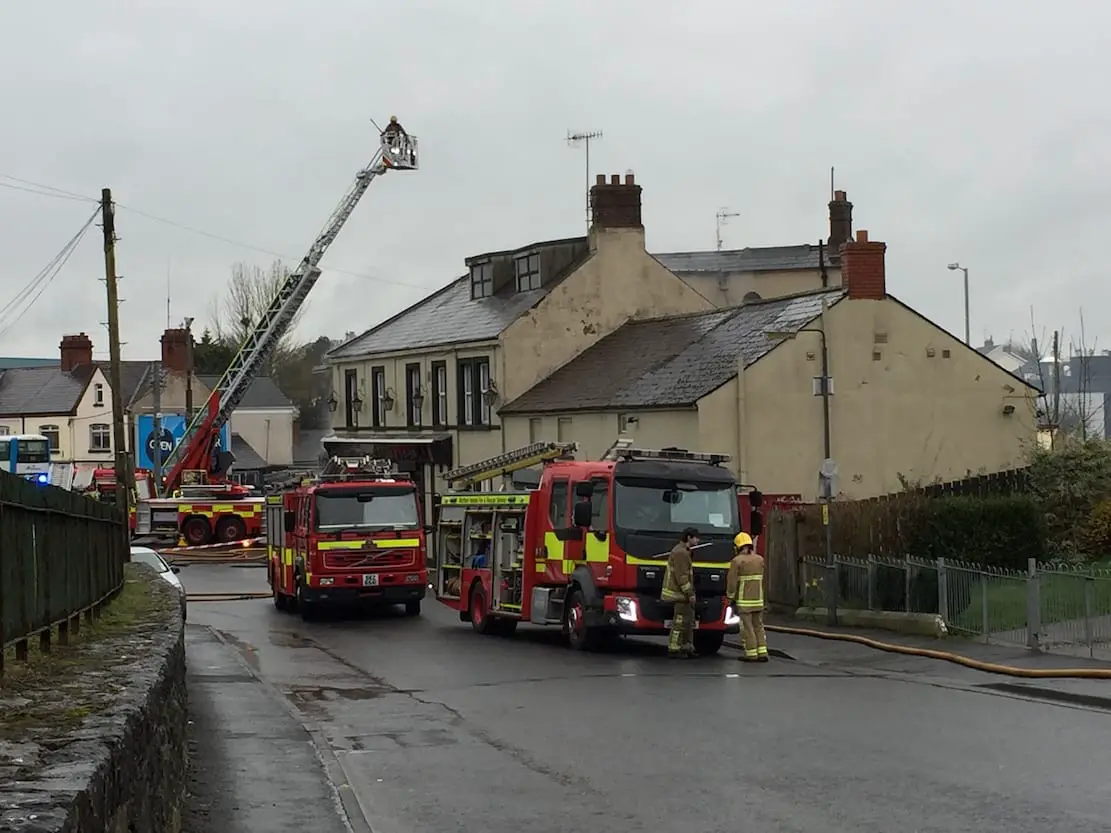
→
(0, 434, 52, 484)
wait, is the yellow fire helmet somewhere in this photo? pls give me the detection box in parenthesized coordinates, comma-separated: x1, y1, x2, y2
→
(734, 532, 754, 550)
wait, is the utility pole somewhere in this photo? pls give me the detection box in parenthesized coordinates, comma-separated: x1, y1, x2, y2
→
(184, 316, 195, 421)
(715, 208, 740, 251)
(101, 188, 130, 513)
(1052, 330, 1061, 450)
(566, 130, 603, 232)
(151, 361, 163, 487)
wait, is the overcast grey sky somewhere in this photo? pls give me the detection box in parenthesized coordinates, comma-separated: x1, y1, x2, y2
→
(2, 1, 1108, 361)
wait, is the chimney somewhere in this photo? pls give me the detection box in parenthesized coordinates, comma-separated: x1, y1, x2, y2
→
(839, 229, 886, 300)
(59, 333, 93, 372)
(589, 171, 643, 235)
(161, 327, 192, 373)
(828, 190, 853, 250)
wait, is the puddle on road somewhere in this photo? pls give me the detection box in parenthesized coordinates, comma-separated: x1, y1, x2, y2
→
(268, 631, 314, 649)
(216, 630, 260, 671)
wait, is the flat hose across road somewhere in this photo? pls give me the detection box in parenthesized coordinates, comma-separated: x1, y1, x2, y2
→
(188, 592, 274, 602)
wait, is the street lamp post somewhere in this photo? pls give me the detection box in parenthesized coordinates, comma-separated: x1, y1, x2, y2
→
(767, 323, 836, 623)
(947, 263, 970, 345)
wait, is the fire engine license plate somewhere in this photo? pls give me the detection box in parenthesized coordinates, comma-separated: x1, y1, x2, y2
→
(663, 619, 699, 629)
(362, 574, 379, 587)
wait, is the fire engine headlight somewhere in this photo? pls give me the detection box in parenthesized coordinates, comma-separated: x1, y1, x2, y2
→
(319, 577, 335, 586)
(724, 606, 741, 626)
(616, 597, 638, 622)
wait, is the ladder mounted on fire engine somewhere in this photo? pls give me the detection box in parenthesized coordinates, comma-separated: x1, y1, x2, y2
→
(156, 120, 419, 497)
(444, 442, 579, 490)
(318, 456, 398, 481)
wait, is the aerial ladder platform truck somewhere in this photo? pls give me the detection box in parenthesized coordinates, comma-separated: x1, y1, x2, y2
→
(132, 120, 419, 546)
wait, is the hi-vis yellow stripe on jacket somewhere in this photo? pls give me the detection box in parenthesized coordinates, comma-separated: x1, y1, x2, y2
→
(661, 543, 695, 602)
(726, 552, 765, 610)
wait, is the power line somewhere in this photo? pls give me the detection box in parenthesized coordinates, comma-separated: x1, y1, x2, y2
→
(0, 171, 435, 291)
(0, 206, 99, 338)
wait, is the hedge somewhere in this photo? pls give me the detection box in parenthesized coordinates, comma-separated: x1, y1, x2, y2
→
(907, 494, 1046, 570)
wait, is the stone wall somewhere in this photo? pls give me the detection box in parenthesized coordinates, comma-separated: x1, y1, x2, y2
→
(0, 565, 187, 833)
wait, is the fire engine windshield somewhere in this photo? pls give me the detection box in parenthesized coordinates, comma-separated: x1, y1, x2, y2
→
(614, 478, 738, 536)
(314, 486, 420, 531)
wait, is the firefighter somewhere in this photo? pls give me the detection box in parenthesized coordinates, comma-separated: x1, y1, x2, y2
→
(727, 532, 768, 662)
(661, 526, 700, 658)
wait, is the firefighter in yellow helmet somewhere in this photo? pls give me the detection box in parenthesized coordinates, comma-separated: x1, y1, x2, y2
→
(726, 531, 768, 662)
(661, 526, 700, 658)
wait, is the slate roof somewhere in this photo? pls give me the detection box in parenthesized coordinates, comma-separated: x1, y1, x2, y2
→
(500, 288, 846, 414)
(196, 375, 294, 409)
(0, 357, 58, 369)
(0, 364, 98, 416)
(654, 244, 832, 275)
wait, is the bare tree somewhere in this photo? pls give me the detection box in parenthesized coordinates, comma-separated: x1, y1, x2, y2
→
(1061, 309, 1100, 440)
(206, 260, 304, 375)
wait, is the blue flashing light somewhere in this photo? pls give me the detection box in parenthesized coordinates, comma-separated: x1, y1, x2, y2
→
(35, 473, 48, 485)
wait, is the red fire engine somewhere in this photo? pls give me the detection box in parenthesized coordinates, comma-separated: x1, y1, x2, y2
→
(130, 119, 418, 542)
(266, 456, 428, 619)
(432, 441, 764, 655)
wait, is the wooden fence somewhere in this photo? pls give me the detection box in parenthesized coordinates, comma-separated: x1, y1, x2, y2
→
(0, 471, 127, 669)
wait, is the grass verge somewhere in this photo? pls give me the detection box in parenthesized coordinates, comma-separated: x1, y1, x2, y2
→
(0, 565, 172, 739)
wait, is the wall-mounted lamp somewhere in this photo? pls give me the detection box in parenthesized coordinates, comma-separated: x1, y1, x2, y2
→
(412, 389, 425, 410)
(382, 388, 396, 412)
(351, 394, 364, 413)
(327, 392, 338, 412)
(481, 379, 500, 407)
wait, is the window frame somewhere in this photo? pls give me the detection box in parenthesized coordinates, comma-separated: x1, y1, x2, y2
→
(343, 368, 359, 428)
(431, 361, 448, 427)
(514, 252, 541, 292)
(93, 382, 105, 407)
(405, 362, 422, 428)
(549, 478, 569, 527)
(89, 422, 111, 452)
(370, 366, 386, 428)
(470, 261, 493, 299)
(39, 424, 60, 453)
(457, 357, 491, 427)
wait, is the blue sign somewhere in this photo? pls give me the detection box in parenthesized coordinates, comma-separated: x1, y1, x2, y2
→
(135, 414, 232, 470)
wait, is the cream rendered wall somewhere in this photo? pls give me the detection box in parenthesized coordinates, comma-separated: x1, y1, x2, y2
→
(679, 267, 843, 308)
(738, 298, 1039, 500)
(501, 410, 699, 461)
(500, 228, 715, 402)
(68, 367, 114, 464)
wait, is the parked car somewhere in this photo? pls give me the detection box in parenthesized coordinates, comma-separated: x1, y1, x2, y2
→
(130, 545, 187, 621)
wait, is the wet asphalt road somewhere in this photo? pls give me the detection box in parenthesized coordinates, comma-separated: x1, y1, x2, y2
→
(181, 563, 1111, 833)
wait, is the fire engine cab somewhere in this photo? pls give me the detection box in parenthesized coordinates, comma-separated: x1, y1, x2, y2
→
(433, 440, 756, 655)
(266, 456, 428, 620)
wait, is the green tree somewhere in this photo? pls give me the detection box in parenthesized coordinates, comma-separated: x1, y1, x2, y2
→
(191, 328, 237, 375)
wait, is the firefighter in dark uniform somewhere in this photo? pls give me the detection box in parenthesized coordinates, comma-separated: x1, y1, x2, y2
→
(726, 532, 768, 662)
(382, 115, 407, 143)
(662, 526, 700, 658)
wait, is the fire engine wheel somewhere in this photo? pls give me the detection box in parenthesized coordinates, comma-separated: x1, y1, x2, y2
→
(565, 588, 604, 652)
(693, 631, 724, 656)
(181, 516, 212, 547)
(404, 599, 421, 616)
(214, 515, 247, 543)
(296, 579, 316, 621)
(469, 582, 494, 635)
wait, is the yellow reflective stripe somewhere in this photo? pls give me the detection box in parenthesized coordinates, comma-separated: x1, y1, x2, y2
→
(627, 557, 725, 569)
(179, 504, 192, 512)
(441, 494, 529, 506)
(535, 562, 546, 573)
(267, 495, 282, 504)
(212, 504, 234, 512)
(283, 548, 293, 566)
(584, 533, 609, 563)
(317, 538, 421, 550)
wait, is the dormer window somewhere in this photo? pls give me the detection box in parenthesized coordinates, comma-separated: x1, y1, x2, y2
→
(470, 261, 493, 299)
(515, 253, 541, 291)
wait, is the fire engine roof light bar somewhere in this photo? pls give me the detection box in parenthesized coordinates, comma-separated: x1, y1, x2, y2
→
(444, 442, 579, 486)
(614, 447, 732, 466)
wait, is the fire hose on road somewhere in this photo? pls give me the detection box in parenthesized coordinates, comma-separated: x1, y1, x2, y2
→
(188, 592, 274, 602)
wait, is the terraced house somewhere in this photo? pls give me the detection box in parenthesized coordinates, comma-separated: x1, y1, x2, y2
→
(323, 174, 860, 509)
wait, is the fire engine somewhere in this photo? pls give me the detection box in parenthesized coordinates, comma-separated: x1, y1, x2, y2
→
(265, 456, 427, 619)
(432, 440, 763, 655)
(130, 119, 418, 544)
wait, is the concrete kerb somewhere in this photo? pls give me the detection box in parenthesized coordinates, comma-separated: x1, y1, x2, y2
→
(0, 564, 187, 833)
(793, 607, 948, 638)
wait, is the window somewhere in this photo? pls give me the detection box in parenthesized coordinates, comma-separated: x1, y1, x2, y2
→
(344, 368, 359, 428)
(470, 262, 493, 299)
(431, 361, 448, 426)
(549, 479, 568, 526)
(405, 363, 422, 427)
(93, 382, 105, 406)
(458, 357, 491, 427)
(371, 366, 386, 428)
(590, 478, 610, 529)
(515, 253, 541, 292)
(528, 418, 542, 443)
(39, 424, 60, 453)
(0, 439, 8, 466)
(89, 423, 111, 452)
(557, 417, 572, 442)
(0, 425, 9, 436)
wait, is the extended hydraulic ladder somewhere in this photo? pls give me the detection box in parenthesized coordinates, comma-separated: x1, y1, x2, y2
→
(158, 122, 419, 496)
(444, 442, 579, 490)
